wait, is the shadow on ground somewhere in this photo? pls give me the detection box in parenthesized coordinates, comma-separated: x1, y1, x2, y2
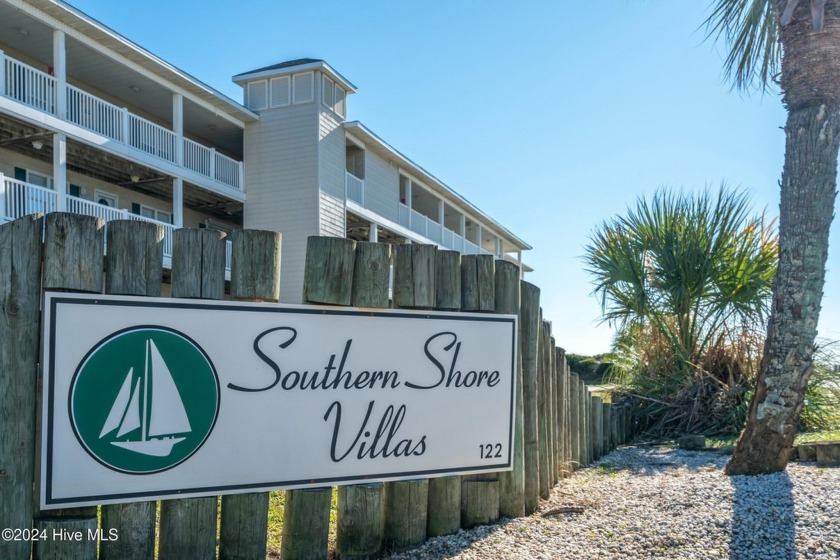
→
(729, 470, 795, 559)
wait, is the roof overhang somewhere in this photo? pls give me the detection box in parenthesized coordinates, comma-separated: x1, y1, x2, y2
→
(12, 0, 259, 125)
(233, 60, 356, 93)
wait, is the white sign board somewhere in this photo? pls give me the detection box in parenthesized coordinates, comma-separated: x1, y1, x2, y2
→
(41, 292, 517, 509)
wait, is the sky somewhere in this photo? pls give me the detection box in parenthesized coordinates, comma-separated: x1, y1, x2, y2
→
(65, 0, 840, 355)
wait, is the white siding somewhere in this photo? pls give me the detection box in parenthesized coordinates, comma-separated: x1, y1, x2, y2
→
(363, 150, 400, 222)
(243, 102, 320, 303)
(318, 104, 346, 236)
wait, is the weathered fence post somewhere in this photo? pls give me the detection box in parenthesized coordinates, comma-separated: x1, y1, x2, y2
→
(426, 250, 462, 537)
(34, 214, 103, 560)
(520, 281, 540, 514)
(98, 219, 163, 560)
(593, 396, 604, 461)
(569, 373, 580, 471)
(1, 215, 43, 560)
(159, 229, 226, 560)
(603, 403, 613, 453)
(336, 241, 391, 560)
(537, 317, 551, 499)
(550, 336, 559, 485)
(385, 243, 435, 548)
(495, 261, 524, 518)
(219, 229, 281, 560)
(556, 348, 569, 478)
(283, 236, 356, 560)
(458, 253, 500, 530)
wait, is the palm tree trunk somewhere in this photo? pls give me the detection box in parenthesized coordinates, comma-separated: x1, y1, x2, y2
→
(726, 103, 840, 475)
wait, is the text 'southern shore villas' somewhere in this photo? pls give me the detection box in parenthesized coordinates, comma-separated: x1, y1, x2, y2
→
(0, 0, 531, 301)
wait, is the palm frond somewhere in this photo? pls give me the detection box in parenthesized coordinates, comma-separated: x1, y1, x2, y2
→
(704, 0, 781, 92)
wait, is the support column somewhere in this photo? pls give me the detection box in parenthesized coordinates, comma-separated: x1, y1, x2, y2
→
(53, 133, 67, 211)
(369, 222, 378, 242)
(53, 30, 66, 118)
(173, 178, 183, 227)
(0, 50, 6, 95)
(0, 172, 6, 220)
(173, 93, 183, 166)
(460, 215, 467, 252)
(406, 179, 413, 228)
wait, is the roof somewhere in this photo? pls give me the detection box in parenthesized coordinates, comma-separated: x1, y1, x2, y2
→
(344, 121, 532, 252)
(233, 59, 357, 93)
(22, 0, 258, 124)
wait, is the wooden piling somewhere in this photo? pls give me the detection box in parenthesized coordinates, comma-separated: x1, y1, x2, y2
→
(537, 318, 551, 499)
(0, 215, 43, 560)
(603, 404, 613, 453)
(456, 252, 497, 530)
(219, 229, 281, 560)
(281, 488, 332, 560)
(555, 348, 569, 477)
(393, 244, 435, 308)
(461, 479, 499, 528)
(337, 242, 391, 560)
(283, 236, 356, 560)
(386, 244, 435, 545)
(460, 254, 494, 311)
(98, 219, 162, 560)
(569, 373, 580, 471)
(159, 229, 226, 560)
(593, 396, 604, 461)
(385, 479, 429, 549)
(495, 261, 524, 518)
(425, 477, 461, 537)
(38, 216, 104, 560)
(520, 281, 540, 514)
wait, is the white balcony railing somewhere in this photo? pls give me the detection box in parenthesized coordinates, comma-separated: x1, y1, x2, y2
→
(1, 53, 243, 191)
(5, 56, 55, 113)
(1, 176, 231, 274)
(345, 172, 364, 205)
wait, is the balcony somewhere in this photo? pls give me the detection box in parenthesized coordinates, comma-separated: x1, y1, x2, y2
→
(1, 175, 232, 274)
(2, 53, 243, 192)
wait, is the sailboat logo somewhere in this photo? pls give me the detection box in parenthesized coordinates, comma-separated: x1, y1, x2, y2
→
(70, 327, 220, 474)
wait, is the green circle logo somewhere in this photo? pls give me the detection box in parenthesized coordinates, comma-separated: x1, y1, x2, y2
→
(70, 326, 220, 474)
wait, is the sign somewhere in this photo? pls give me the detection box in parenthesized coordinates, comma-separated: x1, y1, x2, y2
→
(41, 292, 517, 509)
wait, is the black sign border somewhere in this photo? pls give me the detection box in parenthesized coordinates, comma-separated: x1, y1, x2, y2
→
(44, 294, 517, 507)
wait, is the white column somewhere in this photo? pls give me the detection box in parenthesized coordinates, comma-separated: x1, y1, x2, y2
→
(406, 179, 413, 228)
(476, 224, 483, 250)
(53, 31, 66, 118)
(437, 199, 445, 242)
(369, 222, 378, 242)
(173, 177, 183, 227)
(173, 93, 183, 166)
(0, 50, 6, 96)
(459, 215, 466, 252)
(54, 133, 67, 211)
(0, 172, 7, 221)
(496, 238, 503, 258)
(517, 250, 523, 278)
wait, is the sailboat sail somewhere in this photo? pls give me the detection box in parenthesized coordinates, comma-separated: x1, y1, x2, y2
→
(147, 340, 191, 438)
(116, 378, 142, 438)
(102, 338, 192, 458)
(99, 368, 134, 438)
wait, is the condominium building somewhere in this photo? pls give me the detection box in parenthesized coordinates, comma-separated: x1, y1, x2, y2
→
(0, 0, 530, 301)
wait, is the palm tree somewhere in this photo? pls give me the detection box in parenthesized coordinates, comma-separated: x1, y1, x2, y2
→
(706, 0, 840, 474)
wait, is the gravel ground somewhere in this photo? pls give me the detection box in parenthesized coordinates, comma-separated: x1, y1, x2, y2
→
(384, 446, 840, 559)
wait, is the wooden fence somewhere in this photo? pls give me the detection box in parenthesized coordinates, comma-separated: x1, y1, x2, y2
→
(0, 213, 637, 560)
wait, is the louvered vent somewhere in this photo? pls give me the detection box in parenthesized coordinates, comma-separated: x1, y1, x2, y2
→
(247, 80, 268, 110)
(293, 72, 314, 104)
(322, 75, 334, 107)
(270, 76, 291, 107)
(335, 87, 346, 117)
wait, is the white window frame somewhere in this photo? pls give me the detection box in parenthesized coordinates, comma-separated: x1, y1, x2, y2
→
(94, 189, 118, 208)
(322, 75, 334, 108)
(26, 170, 53, 189)
(292, 72, 314, 104)
(137, 203, 171, 224)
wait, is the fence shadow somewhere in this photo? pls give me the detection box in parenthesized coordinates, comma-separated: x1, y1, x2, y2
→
(729, 471, 795, 559)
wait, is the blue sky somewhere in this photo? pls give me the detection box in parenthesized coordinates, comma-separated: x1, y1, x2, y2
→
(67, 0, 840, 355)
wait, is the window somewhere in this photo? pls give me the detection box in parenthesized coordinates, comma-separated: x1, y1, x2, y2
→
(132, 202, 171, 224)
(95, 190, 118, 208)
